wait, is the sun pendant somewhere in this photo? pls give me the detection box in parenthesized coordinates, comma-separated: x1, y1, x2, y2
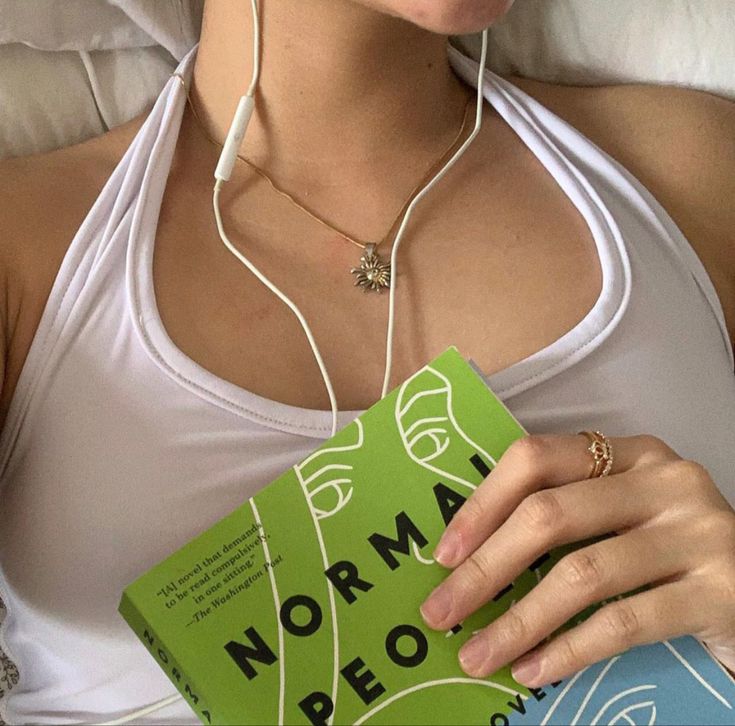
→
(350, 243, 391, 293)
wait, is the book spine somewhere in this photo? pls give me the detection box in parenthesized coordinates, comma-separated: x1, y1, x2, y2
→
(118, 592, 216, 725)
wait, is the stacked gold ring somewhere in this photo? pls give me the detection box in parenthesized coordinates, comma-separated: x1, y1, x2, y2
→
(578, 430, 614, 478)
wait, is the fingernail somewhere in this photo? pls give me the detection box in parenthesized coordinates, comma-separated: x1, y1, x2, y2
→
(512, 654, 542, 686)
(433, 529, 461, 567)
(459, 636, 489, 676)
(420, 585, 453, 627)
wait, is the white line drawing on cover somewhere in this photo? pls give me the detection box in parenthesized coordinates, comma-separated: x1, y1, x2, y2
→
(249, 499, 285, 726)
(608, 700, 656, 725)
(542, 656, 660, 726)
(298, 418, 364, 520)
(353, 677, 528, 725)
(292, 418, 365, 725)
(396, 364, 496, 490)
(542, 640, 731, 726)
(570, 657, 621, 725)
(541, 667, 592, 725)
(663, 640, 732, 709)
(541, 595, 732, 726)
(412, 540, 435, 565)
(589, 686, 657, 725)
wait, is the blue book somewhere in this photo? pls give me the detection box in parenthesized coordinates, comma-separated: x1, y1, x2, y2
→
(506, 637, 735, 725)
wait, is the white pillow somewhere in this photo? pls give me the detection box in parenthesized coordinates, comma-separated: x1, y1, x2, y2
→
(0, 0, 203, 60)
(0, 0, 203, 159)
(457, 0, 735, 101)
(0, 43, 175, 158)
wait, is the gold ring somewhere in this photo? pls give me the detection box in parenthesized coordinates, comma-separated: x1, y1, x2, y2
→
(578, 430, 613, 478)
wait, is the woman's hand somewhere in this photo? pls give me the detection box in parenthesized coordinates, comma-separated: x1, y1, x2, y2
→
(419, 433, 735, 687)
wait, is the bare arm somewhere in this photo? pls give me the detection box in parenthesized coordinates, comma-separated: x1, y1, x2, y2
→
(0, 265, 6, 426)
(0, 130, 136, 429)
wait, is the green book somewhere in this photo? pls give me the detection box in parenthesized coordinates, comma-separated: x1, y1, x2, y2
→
(119, 347, 735, 725)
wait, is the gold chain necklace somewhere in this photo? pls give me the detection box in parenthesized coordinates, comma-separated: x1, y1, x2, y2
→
(174, 73, 472, 292)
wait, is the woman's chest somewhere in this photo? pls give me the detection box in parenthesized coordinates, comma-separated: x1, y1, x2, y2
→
(152, 146, 604, 412)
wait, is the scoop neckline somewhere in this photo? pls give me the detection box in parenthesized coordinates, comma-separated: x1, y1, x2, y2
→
(128, 42, 631, 439)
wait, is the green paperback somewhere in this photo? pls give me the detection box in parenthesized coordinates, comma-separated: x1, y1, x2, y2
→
(120, 346, 735, 725)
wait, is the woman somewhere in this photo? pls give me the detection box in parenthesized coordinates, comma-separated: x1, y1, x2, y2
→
(0, 0, 733, 722)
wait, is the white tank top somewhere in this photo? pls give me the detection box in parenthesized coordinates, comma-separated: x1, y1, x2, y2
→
(1, 42, 733, 725)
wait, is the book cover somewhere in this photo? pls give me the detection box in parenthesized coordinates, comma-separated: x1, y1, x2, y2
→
(119, 347, 735, 725)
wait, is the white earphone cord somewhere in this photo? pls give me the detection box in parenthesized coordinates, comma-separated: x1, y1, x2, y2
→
(97, 3, 488, 723)
(214, 7, 489, 439)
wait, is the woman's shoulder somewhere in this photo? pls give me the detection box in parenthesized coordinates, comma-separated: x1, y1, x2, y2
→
(506, 75, 735, 348)
(0, 110, 147, 273)
(0, 111, 147, 421)
(504, 74, 735, 192)
(508, 76, 735, 163)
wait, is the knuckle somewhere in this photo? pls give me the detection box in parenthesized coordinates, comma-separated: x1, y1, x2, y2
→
(716, 569, 735, 605)
(503, 607, 530, 644)
(464, 549, 493, 588)
(635, 433, 676, 462)
(679, 459, 711, 486)
(508, 435, 550, 481)
(457, 493, 487, 529)
(699, 510, 735, 546)
(599, 601, 642, 646)
(519, 490, 563, 533)
(558, 549, 606, 595)
(661, 459, 710, 488)
(554, 635, 581, 671)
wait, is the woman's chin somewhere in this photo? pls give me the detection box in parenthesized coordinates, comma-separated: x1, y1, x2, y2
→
(399, 0, 515, 34)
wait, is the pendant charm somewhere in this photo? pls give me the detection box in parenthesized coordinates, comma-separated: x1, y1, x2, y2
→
(350, 243, 391, 293)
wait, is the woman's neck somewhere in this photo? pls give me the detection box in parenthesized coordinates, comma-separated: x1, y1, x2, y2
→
(191, 0, 473, 197)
